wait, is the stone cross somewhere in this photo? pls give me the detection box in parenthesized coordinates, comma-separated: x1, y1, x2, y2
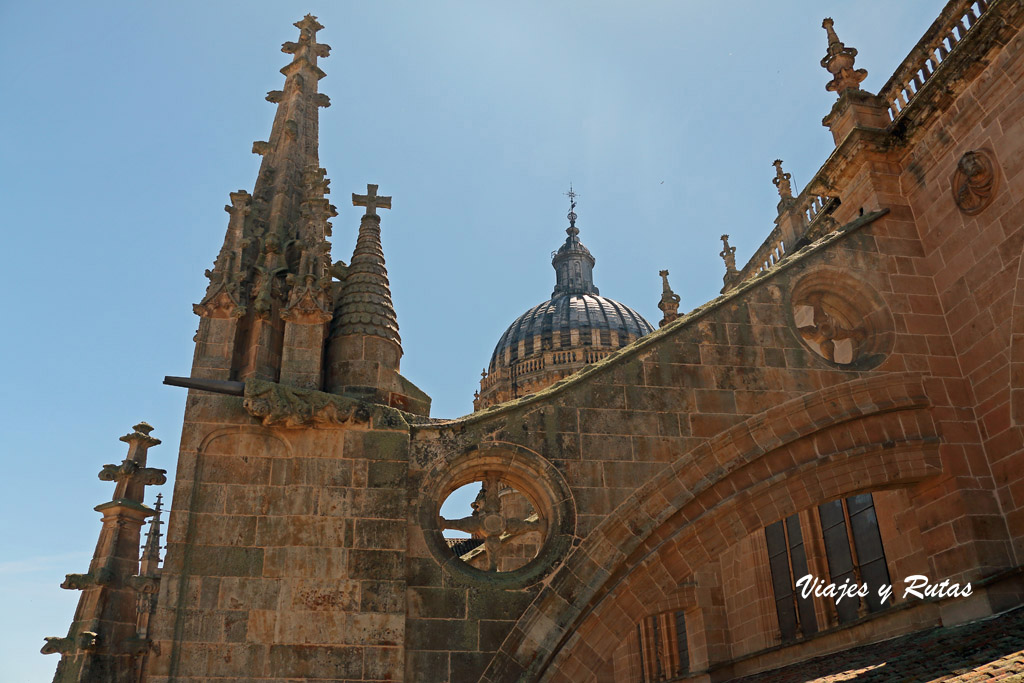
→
(352, 184, 392, 216)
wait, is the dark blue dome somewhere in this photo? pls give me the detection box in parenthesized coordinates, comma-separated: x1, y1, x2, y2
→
(488, 294, 655, 370)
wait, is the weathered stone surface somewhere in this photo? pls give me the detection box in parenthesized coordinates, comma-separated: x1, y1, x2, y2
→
(44, 5, 1024, 683)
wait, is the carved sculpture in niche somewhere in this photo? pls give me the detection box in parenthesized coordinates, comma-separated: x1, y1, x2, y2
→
(952, 150, 998, 216)
(791, 269, 894, 369)
(439, 473, 545, 573)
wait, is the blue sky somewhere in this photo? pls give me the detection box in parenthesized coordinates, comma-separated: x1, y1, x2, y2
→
(1, 1, 941, 679)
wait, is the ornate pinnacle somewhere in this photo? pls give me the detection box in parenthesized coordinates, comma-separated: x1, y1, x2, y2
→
(772, 159, 793, 200)
(821, 18, 867, 94)
(119, 422, 161, 467)
(658, 270, 681, 328)
(720, 235, 739, 286)
(140, 494, 164, 576)
(332, 184, 401, 346)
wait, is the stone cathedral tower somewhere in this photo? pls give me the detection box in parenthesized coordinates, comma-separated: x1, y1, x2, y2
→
(45, 3, 1024, 681)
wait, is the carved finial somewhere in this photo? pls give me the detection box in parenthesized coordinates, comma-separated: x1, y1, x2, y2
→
(658, 270, 681, 328)
(481, 368, 488, 379)
(352, 184, 392, 217)
(820, 18, 867, 95)
(140, 494, 164, 576)
(281, 15, 331, 74)
(565, 185, 579, 236)
(295, 13, 324, 35)
(283, 15, 329, 55)
(772, 159, 793, 200)
(720, 235, 739, 286)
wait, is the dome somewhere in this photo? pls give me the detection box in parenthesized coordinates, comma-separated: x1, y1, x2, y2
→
(475, 190, 656, 410)
(488, 294, 655, 370)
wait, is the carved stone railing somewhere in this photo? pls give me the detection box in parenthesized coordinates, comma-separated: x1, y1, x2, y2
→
(551, 351, 578, 365)
(511, 357, 545, 379)
(800, 193, 838, 226)
(879, 0, 990, 121)
(734, 191, 839, 285)
(510, 348, 616, 379)
(731, 0, 990, 290)
(480, 368, 505, 392)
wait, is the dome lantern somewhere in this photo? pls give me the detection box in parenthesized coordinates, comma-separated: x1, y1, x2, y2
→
(551, 187, 599, 297)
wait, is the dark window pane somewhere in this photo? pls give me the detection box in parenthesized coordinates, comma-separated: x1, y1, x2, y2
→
(637, 624, 647, 683)
(650, 616, 663, 680)
(674, 611, 689, 675)
(846, 493, 872, 515)
(775, 596, 798, 641)
(822, 524, 855, 576)
(785, 515, 803, 548)
(850, 507, 885, 564)
(861, 557, 891, 612)
(788, 534, 818, 635)
(819, 502, 860, 624)
(765, 521, 787, 557)
(769, 551, 794, 596)
(818, 499, 845, 529)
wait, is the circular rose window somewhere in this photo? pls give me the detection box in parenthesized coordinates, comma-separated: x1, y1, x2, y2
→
(790, 269, 894, 369)
(419, 444, 575, 587)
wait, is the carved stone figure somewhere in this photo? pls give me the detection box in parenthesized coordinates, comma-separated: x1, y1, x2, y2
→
(953, 150, 997, 215)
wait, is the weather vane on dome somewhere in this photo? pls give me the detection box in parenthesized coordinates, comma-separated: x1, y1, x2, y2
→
(565, 185, 579, 232)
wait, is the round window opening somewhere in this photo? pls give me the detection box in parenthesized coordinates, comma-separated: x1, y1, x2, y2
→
(791, 270, 894, 369)
(439, 474, 547, 573)
(420, 447, 575, 587)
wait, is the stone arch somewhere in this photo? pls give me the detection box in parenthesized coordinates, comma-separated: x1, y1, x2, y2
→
(480, 373, 942, 682)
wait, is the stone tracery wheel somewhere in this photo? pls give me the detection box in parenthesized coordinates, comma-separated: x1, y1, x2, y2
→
(419, 444, 575, 587)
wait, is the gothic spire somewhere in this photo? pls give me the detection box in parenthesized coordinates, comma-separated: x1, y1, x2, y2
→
(192, 15, 336, 385)
(139, 493, 164, 578)
(552, 188, 599, 297)
(253, 14, 331, 198)
(43, 423, 166, 680)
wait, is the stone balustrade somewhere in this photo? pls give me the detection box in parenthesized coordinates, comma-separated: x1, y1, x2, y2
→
(879, 0, 989, 121)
